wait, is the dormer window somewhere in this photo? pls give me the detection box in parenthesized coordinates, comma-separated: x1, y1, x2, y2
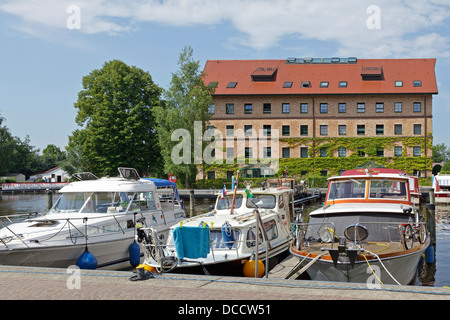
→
(413, 80, 422, 87)
(395, 81, 403, 87)
(283, 81, 293, 88)
(339, 81, 348, 88)
(320, 81, 329, 88)
(301, 81, 311, 88)
(227, 82, 237, 88)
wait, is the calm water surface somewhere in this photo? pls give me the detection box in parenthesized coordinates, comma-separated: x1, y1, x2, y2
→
(1, 193, 449, 287)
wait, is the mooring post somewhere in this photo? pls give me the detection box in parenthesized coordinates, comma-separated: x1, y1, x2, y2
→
(425, 203, 436, 246)
(189, 189, 195, 217)
(46, 190, 53, 211)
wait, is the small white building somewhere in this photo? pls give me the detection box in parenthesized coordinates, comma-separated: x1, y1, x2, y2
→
(30, 166, 69, 183)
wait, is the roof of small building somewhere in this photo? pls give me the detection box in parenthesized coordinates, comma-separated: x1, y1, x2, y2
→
(202, 57, 437, 95)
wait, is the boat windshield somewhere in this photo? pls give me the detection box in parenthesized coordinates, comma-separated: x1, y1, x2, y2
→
(216, 195, 243, 210)
(369, 179, 408, 200)
(49, 191, 157, 214)
(246, 194, 276, 209)
(328, 179, 366, 200)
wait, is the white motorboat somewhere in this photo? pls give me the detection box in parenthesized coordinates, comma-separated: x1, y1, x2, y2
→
(140, 182, 294, 277)
(0, 168, 186, 270)
(290, 168, 430, 285)
(433, 174, 450, 204)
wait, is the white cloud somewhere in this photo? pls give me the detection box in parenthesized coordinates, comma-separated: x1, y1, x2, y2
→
(1, 0, 450, 57)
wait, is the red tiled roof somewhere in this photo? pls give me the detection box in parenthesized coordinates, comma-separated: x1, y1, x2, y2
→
(202, 58, 437, 95)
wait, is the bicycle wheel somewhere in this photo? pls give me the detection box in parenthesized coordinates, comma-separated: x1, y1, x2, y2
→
(401, 224, 413, 250)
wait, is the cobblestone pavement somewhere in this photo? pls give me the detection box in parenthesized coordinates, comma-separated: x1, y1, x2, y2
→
(0, 265, 449, 301)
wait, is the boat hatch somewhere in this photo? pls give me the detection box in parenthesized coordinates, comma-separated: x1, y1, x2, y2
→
(29, 220, 59, 227)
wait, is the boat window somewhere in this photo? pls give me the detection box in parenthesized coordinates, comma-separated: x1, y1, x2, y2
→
(210, 230, 241, 249)
(80, 192, 131, 214)
(246, 194, 276, 209)
(127, 192, 157, 212)
(49, 192, 91, 214)
(69, 219, 129, 238)
(216, 195, 243, 210)
(246, 220, 278, 247)
(327, 180, 366, 200)
(369, 180, 408, 200)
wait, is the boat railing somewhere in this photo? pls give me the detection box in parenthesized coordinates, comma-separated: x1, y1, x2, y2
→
(140, 212, 274, 273)
(291, 220, 428, 251)
(0, 210, 170, 249)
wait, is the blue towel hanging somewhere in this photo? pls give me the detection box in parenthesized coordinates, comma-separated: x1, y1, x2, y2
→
(172, 225, 210, 259)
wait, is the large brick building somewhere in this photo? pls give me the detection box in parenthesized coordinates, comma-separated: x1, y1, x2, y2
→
(202, 57, 438, 178)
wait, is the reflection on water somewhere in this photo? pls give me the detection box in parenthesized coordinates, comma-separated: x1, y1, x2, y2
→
(1, 193, 450, 287)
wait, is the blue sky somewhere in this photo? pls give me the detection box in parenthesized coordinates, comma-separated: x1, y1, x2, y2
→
(0, 0, 450, 153)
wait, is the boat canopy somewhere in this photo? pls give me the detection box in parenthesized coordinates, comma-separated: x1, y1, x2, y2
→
(143, 178, 182, 208)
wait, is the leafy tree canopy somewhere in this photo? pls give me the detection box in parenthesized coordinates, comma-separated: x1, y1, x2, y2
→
(66, 60, 163, 177)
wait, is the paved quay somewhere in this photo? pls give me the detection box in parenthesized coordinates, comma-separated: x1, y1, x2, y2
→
(0, 265, 449, 301)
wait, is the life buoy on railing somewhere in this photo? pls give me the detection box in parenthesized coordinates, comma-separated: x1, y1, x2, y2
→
(222, 221, 234, 249)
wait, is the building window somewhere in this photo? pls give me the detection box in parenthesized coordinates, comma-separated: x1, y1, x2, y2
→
(394, 146, 402, 157)
(338, 125, 346, 135)
(338, 81, 348, 88)
(395, 81, 403, 87)
(300, 103, 308, 113)
(226, 103, 234, 114)
(320, 81, 329, 88)
(413, 102, 421, 112)
(264, 147, 271, 158)
(244, 104, 253, 114)
(282, 103, 290, 114)
(226, 147, 234, 159)
(338, 147, 346, 157)
(301, 81, 311, 88)
(394, 102, 402, 113)
(283, 81, 293, 88)
(413, 80, 422, 87)
(320, 149, 327, 157)
(300, 147, 308, 158)
(376, 124, 384, 135)
(208, 104, 215, 114)
(358, 147, 365, 157)
(207, 171, 215, 179)
(357, 124, 365, 135)
(376, 103, 384, 113)
(413, 146, 421, 157)
(263, 103, 271, 114)
(338, 103, 346, 113)
(320, 170, 328, 177)
(377, 148, 384, 157)
(320, 125, 328, 135)
(282, 125, 290, 136)
(244, 125, 252, 136)
(414, 124, 422, 135)
(226, 82, 237, 88)
(282, 148, 290, 158)
(226, 125, 234, 137)
(263, 125, 271, 136)
(226, 171, 234, 179)
(394, 124, 402, 135)
(357, 103, 365, 113)
(245, 147, 252, 159)
(320, 103, 328, 113)
(300, 125, 308, 136)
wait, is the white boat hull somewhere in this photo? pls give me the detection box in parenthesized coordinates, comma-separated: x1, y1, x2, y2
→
(291, 240, 429, 285)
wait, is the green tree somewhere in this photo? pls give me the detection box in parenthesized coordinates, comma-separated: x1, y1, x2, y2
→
(41, 144, 66, 170)
(153, 46, 214, 187)
(432, 143, 449, 162)
(67, 60, 163, 177)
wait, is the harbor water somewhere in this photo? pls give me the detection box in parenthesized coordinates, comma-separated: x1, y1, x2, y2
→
(0, 193, 449, 287)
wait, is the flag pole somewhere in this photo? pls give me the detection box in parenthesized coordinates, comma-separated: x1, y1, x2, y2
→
(229, 170, 239, 214)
